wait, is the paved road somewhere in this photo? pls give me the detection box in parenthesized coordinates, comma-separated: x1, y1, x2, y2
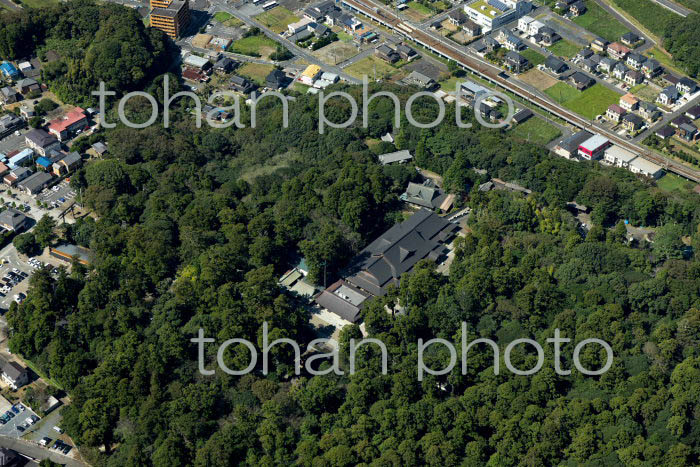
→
(0, 436, 84, 467)
(342, 0, 700, 182)
(649, 0, 692, 16)
(209, 1, 361, 84)
(634, 92, 700, 142)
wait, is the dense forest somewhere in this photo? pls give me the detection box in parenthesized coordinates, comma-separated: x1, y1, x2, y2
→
(4, 73, 700, 465)
(1, 1, 700, 466)
(0, 0, 173, 105)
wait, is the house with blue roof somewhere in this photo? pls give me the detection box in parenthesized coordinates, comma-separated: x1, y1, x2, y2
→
(36, 156, 53, 170)
(0, 62, 20, 80)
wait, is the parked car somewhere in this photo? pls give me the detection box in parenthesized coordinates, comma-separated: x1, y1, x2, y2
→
(39, 437, 51, 446)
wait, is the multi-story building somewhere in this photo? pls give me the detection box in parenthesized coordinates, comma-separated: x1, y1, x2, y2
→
(464, 0, 533, 32)
(150, 0, 190, 39)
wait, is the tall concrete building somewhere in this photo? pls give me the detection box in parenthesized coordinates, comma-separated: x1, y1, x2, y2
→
(150, 0, 190, 39)
(464, 0, 533, 32)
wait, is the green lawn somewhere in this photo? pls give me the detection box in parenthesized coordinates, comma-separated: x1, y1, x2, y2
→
(628, 83, 658, 101)
(545, 82, 621, 119)
(255, 6, 300, 34)
(656, 172, 694, 192)
(237, 62, 275, 85)
(547, 39, 580, 59)
(336, 30, 353, 42)
(573, 0, 630, 42)
(406, 1, 434, 16)
(214, 11, 244, 27)
(521, 49, 546, 67)
(229, 35, 279, 59)
(345, 56, 399, 80)
(18, 0, 58, 7)
(439, 76, 463, 93)
(510, 116, 563, 146)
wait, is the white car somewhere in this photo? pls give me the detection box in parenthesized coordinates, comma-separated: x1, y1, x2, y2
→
(53, 425, 63, 434)
(52, 186, 60, 192)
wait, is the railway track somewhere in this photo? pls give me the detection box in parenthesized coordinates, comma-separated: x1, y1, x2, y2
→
(341, 0, 700, 183)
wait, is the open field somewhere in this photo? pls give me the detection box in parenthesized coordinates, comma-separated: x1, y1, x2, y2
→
(313, 41, 362, 65)
(510, 117, 563, 146)
(519, 69, 559, 90)
(573, 0, 629, 42)
(645, 47, 684, 76)
(609, 0, 676, 38)
(405, 1, 434, 20)
(628, 83, 659, 101)
(17, 0, 58, 7)
(345, 56, 400, 80)
(237, 62, 275, 85)
(438, 76, 463, 93)
(255, 6, 300, 34)
(546, 82, 620, 119)
(656, 172, 694, 192)
(214, 11, 244, 27)
(229, 35, 279, 59)
(521, 49, 546, 67)
(547, 39, 580, 58)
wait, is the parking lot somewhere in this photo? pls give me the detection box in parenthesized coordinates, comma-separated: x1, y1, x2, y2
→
(23, 406, 74, 457)
(0, 396, 40, 439)
(0, 128, 30, 156)
(35, 180, 76, 210)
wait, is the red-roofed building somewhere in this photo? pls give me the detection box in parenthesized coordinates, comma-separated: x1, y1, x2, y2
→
(182, 67, 209, 83)
(48, 107, 87, 141)
(607, 42, 630, 60)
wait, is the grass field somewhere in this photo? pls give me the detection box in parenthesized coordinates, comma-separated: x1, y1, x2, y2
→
(645, 47, 684, 76)
(547, 39, 580, 58)
(573, 0, 629, 42)
(439, 76, 463, 93)
(546, 82, 621, 119)
(656, 173, 694, 192)
(213, 11, 244, 27)
(628, 83, 659, 101)
(18, 0, 58, 7)
(237, 62, 275, 85)
(230, 35, 279, 59)
(610, 0, 676, 38)
(521, 49, 546, 67)
(291, 82, 311, 94)
(345, 56, 399, 80)
(406, 1, 434, 16)
(510, 117, 563, 145)
(255, 6, 300, 34)
(519, 69, 559, 90)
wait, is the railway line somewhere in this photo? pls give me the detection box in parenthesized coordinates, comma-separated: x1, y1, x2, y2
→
(341, 0, 700, 183)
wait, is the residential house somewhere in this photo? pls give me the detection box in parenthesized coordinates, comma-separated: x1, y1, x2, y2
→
(182, 67, 209, 83)
(0, 208, 29, 232)
(342, 208, 459, 297)
(299, 64, 322, 86)
(213, 57, 238, 74)
(576, 48, 593, 61)
(504, 34, 524, 51)
(91, 142, 108, 157)
(512, 108, 533, 123)
(402, 71, 437, 90)
(623, 113, 644, 132)
(607, 42, 630, 60)
(47, 107, 88, 141)
(638, 101, 660, 122)
(570, 0, 585, 16)
(620, 93, 639, 111)
(0, 360, 29, 390)
(0, 114, 23, 139)
(0, 62, 20, 80)
(396, 44, 418, 61)
(401, 180, 451, 210)
(604, 145, 637, 168)
(52, 151, 81, 176)
(463, 19, 482, 36)
(303, 0, 338, 22)
(612, 62, 628, 80)
(580, 58, 597, 73)
(671, 115, 691, 128)
(626, 53, 645, 70)
(229, 75, 256, 94)
(535, 26, 560, 46)
(288, 29, 313, 43)
(606, 104, 626, 123)
(655, 125, 675, 140)
(313, 23, 330, 37)
(448, 9, 467, 25)
(18, 171, 53, 195)
(288, 17, 314, 34)
(8, 148, 33, 169)
(591, 38, 609, 53)
(629, 157, 663, 178)
(265, 69, 288, 89)
(621, 31, 641, 46)
(625, 69, 644, 86)
(664, 73, 680, 86)
(183, 55, 211, 70)
(658, 85, 679, 106)
(641, 59, 662, 78)
(460, 80, 490, 101)
(677, 77, 698, 95)
(375, 44, 399, 63)
(25, 129, 60, 157)
(19, 105, 33, 119)
(0, 86, 18, 104)
(0, 163, 8, 178)
(528, 20, 546, 36)
(16, 78, 39, 94)
(685, 105, 700, 120)
(545, 55, 568, 74)
(518, 15, 534, 33)
(570, 71, 595, 90)
(678, 123, 698, 142)
(3, 167, 31, 187)
(504, 51, 529, 73)
(598, 57, 617, 74)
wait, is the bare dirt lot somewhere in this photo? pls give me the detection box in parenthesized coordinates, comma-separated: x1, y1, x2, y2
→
(313, 41, 363, 66)
(519, 69, 560, 91)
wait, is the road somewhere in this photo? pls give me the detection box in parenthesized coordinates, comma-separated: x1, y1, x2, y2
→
(649, 0, 692, 16)
(340, 0, 700, 182)
(208, 0, 362, 84)
(634, 93, 700, 142)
